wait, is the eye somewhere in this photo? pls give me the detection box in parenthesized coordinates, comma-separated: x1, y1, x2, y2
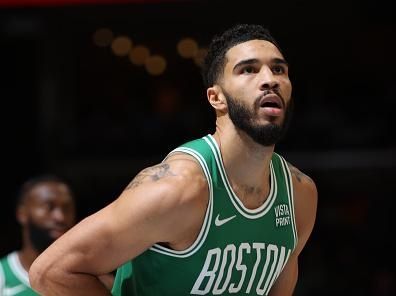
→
(37, 202, 51, 213)
(241, 66, 256, 74)
(61, 204, 74, 215)
(43, 201, 56, 212)
(272, 65, 286, 74)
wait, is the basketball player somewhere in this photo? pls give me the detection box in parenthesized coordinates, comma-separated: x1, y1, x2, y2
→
(0, 175, 76, 295)
(29, 24, 318, 295)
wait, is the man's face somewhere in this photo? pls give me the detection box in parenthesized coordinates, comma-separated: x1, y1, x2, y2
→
(21, 182, 76, 252)
(219, 39, 293, 146)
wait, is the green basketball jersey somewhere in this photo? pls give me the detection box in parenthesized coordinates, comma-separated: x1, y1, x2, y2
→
(112, 135, 297, 296)
(0, 252, 39, 296)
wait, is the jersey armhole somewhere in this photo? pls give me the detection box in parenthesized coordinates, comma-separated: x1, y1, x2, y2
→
(150, 148, 214, 258)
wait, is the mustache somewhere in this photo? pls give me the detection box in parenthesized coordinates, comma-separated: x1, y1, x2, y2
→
(255, 89, 286, 108)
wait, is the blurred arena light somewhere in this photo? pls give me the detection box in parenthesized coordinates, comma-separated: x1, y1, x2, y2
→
(193, 47, 208, 67)
(145, 55, 167, 75)
(111, 36, 133, 57)
(177, 38, 198, 59)
(129, 45, 150, 66)
(93, 28, 114, 47)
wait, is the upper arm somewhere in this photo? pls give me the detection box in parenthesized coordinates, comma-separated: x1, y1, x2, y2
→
(269, 163, 318, 295)
(31, 157, 208, 277)
(289, 163, 318, 256)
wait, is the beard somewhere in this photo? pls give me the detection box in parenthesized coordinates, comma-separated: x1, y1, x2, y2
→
(224, 90, 293, 146)
(27, 220, 55, 253)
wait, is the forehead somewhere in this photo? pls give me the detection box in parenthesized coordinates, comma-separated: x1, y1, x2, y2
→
(27, 182, 74, 205)
(225, 39, 284, 67)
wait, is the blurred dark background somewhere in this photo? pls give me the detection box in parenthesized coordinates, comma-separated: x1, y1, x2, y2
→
(1, 0, 395, 295)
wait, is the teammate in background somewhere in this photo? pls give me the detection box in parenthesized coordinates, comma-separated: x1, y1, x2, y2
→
(0, 175, 76, 295)
(1, 175, 114, 295)
(30, 23, 318, 296)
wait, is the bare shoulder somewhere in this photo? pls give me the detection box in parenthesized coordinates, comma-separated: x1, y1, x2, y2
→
(286, 161, 318, 255)
(287, 162, 315, 186)
(287, 162, 317, 199)
(123, 151, 208, 203)
(286, 161, 317, 226)
(115, 152, 209, 245)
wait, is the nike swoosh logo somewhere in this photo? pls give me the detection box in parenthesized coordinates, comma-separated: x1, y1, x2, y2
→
(3, 284, 27, 295)
(215, 214, 236, 227)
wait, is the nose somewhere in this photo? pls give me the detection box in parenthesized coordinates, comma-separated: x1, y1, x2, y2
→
(51, 207, 66, 224)
(259, 67, 279, 91)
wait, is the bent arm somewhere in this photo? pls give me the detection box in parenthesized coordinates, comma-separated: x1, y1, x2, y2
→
(29, 207, 120, 295)
(29, 159, 207, 295)
(269, 164, 318, 295)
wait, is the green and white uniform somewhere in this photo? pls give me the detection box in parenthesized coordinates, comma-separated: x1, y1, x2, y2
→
(112, 135, 297, 296)
(0, 252, 38, 296)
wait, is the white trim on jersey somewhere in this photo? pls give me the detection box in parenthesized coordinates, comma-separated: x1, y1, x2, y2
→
(8, 252, 30, 287)
(149, 147, 214, 258)
(278, 156, 298, 250)
(0, 258, 6, 292)
(204, 135, 278, 219)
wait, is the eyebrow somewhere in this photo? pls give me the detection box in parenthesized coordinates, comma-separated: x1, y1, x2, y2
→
(273, 58, 289, 67)
(233, 57, 289, 71)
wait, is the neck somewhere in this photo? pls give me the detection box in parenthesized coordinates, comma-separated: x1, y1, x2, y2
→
(18, 248, 39, 272)
(18, 233, 40, 271)
(213, 125, 274, 208)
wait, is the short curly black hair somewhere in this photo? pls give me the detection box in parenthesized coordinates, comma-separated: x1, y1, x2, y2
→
(202, 24, 282, 89)
(16, 174, 74, 206)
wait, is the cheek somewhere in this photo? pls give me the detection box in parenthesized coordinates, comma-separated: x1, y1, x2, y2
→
(27, 213, 48, 228)
(280, 79, 292, 99)
(28, 206, 53, 226)
(67, 213, 77, 226)
(30, 207, 49, 220)
(61, 208, 76, 225)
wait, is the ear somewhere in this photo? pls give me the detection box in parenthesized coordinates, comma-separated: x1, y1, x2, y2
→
(16, 205, 28, 225)
(207, 85, 227, 112)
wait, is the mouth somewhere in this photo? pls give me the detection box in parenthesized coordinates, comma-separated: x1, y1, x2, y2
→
(259, 93, 283, 108)
(259, 93, 284, 117)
